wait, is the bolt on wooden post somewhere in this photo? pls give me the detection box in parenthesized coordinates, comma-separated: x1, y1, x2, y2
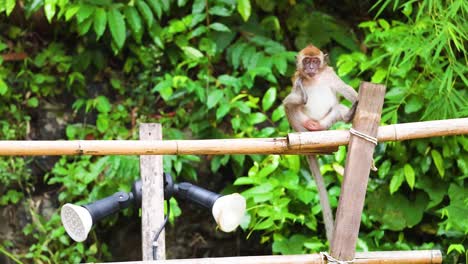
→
(139, 123, 166, 260)
(330, 82, 386, 261)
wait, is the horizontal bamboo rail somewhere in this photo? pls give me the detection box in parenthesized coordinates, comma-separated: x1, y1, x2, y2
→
(0, 118, 466, 156)
(94, 250, 442, 264)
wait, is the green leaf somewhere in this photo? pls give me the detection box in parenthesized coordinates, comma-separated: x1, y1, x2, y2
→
(272, 235, 307, 255)
(27, 97, 39, 108)
(209, 22, 230, 32)
(178, 0, 189, 7)
(192, 0, 205, 13)
(65, 5, 80, 21)
(5, 0, 15, 16)
(447, 244, 465, 254)
(378, 160, 391, 179)
(125, 7, 143, 41)
(367, 189, 428, 230)
(181, 46, 203, 59)
(160, 0, 170, 12)
(431, 149, 445, 177)
(249, 112, 267, 124)
(207, 90, 223, 109)
(136, 0, 154, 27)
(405, 96, 424, 114)
(95, 96, 111, 113)
(77, 17, 93, 35)
(44, 0, 57, 22)
(389, 169, 404, 194)
(237, 0, 251, 22)
(444, 184, 468, 232)
(96, 114, 109, 133)
(273, 57, 287, 75)
(76, 5, 94, 23)
(371, 68, 387, 83)
(0, 79, 8, 95)
(262, 87, 276, 111)
(209, 6, 231, 17)
(403, 164, 415, 189)
(216, 103, 230, 120)
(146, 0, 162, 19)
(254, 218, 274, 230)
(93, 8, 107, 40)
(233, 177, 254, 185)
(107, 8, 126, 50)
(271, 106, 285, 122)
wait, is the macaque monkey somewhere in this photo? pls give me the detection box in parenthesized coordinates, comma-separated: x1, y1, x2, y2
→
(283, 45, 358, 243)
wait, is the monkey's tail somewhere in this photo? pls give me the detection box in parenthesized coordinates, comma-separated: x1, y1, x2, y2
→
(307, 155, 334, 244)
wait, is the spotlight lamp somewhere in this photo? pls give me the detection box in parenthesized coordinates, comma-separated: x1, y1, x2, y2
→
(61, 173, 246, 242)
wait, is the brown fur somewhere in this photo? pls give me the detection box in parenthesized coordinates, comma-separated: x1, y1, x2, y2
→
(300, 45, 322, 56)
(283, 45, 359, 243)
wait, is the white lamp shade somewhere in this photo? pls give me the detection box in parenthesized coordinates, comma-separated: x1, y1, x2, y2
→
(212, 193, 246, 232)
(61, 203, 93, 242)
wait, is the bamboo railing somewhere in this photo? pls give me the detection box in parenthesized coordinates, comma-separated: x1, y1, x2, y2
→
(0, 118, 466, 156)
(97, 250, 442, 264)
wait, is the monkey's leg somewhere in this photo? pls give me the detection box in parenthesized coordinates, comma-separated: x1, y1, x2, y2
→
(319, 104, 351, 129)
(307, 155, 334, 244)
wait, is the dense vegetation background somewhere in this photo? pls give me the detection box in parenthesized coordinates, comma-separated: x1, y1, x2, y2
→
(0, 0, 466, 263)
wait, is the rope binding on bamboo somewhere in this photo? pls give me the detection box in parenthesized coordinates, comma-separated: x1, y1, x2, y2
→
(321, 252, 354, 264)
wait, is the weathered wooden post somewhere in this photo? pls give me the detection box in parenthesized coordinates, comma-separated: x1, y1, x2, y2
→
(330, 82, 386, 261)
(139, 123, 166, 260)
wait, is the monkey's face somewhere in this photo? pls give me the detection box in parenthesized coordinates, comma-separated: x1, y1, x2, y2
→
(302, 56, 321, 77)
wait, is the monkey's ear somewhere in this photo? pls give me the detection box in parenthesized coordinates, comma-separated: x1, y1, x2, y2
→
(323, 53, 330, 64)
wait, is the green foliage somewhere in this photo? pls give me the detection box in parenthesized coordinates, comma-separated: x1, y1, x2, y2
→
(0, 0, 466, 262)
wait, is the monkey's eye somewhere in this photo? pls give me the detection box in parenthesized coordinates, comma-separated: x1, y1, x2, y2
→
(303, 57, 312, 64)
(311, 57, 320, 64)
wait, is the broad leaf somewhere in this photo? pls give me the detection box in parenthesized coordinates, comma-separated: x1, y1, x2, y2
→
(107, 8, 126, 50)
(93, 8, 107, 40)
(262, 87, 276, 111)
(403, 164, 415, 189)
(209, 22, 230, 32)
(431, 149, 445, 177)
(136, 0, 154, 27)
(237, 0, 251, 21)
(0, 79, 8, 95)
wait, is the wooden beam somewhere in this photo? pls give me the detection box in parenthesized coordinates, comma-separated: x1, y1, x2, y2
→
(0, 118, 466, 156)
(330, 83, 386, 260)
(90, 250, 442, 264)
(140, 124, 165, 260)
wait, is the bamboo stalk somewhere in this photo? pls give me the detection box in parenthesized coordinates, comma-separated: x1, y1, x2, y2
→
(89, 250, 442, 264)
(0, 118, 466, 156)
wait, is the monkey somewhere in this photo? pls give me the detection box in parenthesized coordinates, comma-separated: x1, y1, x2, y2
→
(283, 45, 358, 243)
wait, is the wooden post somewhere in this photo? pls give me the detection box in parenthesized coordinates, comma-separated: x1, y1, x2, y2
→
(140, 123, 166, 260)
(330, 82, 386, 261)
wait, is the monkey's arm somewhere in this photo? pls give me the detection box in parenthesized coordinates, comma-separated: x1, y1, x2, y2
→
(331, 72, 358, 122)
(329, 70, 358, 103)
(283, 87, 310, 132)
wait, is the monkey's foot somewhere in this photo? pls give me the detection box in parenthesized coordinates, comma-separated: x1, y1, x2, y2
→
(304, 120, 323, 131)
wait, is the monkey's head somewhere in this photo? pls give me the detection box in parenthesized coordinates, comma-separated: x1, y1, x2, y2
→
(297, 45, 326, 77)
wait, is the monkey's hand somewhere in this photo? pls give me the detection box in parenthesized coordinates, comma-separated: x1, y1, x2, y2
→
(304, 119, 324, 131)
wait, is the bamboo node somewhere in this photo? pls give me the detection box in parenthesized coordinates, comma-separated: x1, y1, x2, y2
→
(321, 252, 353, 264)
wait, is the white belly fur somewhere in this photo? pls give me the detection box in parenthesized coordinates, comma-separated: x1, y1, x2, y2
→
(303, 84, 337, 120)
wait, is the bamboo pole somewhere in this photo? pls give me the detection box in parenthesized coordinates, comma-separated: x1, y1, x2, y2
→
(0, 118, 466, 156)
(89, 250, 442, 264)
